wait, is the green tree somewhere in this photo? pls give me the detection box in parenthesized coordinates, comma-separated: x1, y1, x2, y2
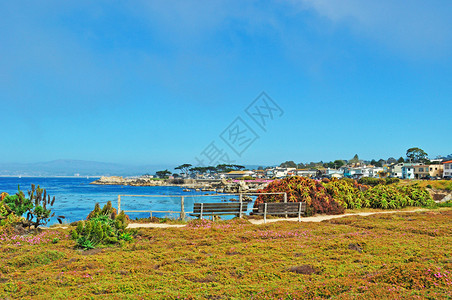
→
(333, 160, 345, 168)
(406, 147, 428, 163)
(280, 161, 297, 168)
(350, 154, 359, 164)
(175, 164, 192, 175)
(398, 157, 405, 163)
(297, 163, 306, 169)
(387, 157, 397, 164)
(216, 164, 235, 173)
(156, 170, 171, 178)
(375, 159, 385, 167)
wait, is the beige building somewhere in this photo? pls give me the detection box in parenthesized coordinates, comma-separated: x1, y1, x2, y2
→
(428, 164, 443, 178)
(413, 165, 430, 179)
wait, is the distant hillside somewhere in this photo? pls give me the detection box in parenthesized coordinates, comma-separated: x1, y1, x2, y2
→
(0, 160, 172, 177)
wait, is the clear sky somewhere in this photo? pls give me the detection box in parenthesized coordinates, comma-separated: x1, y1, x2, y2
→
(1, 0, 451, 166)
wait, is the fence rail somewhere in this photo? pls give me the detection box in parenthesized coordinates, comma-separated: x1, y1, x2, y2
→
(117, 192, 287, 220)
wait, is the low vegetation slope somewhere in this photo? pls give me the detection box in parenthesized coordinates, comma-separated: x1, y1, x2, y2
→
(1, 210, 451, 299)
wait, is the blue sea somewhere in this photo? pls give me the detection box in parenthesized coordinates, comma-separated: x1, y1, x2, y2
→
(0, 177, 251, 225)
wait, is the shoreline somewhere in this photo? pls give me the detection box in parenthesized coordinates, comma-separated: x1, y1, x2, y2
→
(90, 176, 270, 193)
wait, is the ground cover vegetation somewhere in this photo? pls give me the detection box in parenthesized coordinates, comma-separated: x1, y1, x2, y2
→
(0, 210, 450, 299)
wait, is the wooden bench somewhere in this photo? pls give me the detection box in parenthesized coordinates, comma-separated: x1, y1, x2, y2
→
(255, 202, 307, 223)
(190, 202, 248, 220)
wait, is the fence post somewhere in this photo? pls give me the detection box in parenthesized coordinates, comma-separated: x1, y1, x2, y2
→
(118, 195, 121, 214)
(284, 192, 288, 218)
(180, 196, 185, 221)
(239, 193, 243, 218)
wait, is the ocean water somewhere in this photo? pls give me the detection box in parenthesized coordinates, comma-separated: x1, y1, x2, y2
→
(0, 177, 252, 225)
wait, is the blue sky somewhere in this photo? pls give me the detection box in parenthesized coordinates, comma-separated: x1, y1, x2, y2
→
(1, 0, 451, 167)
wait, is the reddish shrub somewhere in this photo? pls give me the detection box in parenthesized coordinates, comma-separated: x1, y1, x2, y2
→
(255, 177, 345, 216)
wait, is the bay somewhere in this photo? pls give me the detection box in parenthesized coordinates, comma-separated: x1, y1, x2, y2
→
(0, 177, 248, 225)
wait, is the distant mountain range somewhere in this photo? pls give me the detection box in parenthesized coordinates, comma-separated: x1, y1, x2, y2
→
(0, 160, 172, 177)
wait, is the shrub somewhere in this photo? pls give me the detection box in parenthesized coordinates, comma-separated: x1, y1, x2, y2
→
(255, 177, 345, 216)
(0, 185, 64, 229)
(71, 201, 131, 249)
(358, 177, 385, 186)
(363, 184, 434, 209)
(322, 179, 369, 209)
(358, 177, 400, 186)
(385, 177, 400, 185)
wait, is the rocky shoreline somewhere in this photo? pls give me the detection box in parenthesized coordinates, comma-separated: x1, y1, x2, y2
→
(90, 176, 270, 193)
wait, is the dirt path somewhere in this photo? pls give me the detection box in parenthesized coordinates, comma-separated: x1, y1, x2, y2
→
(126, 209, 426, 228)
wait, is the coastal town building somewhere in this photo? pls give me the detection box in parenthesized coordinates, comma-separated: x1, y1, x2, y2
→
(295, 169, 318, 177)
(429, 164, 443, 178)
(443, 160, 452, 178)
(413, 165, 430, 179)
(390, 163, 404, 178)
(224, 170, 254, 179)
(401, 163, 420, 179)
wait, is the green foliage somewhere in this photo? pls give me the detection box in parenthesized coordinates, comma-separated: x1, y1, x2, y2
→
(280, 160, 297, 168)
(0, 185, 63, 229)
(358, 177, 400, 186)
(363, 184, 434, 209)
(406, 147, 429, 163)
(71, 202, 131, 249)
(155, 169, 171, 178)
(1, 187, 32, 217)
(322, 179, 369, 209)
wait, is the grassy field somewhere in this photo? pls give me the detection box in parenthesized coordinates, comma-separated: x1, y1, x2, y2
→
(1, 209, 451, 299)
(398, 179, 452, 191)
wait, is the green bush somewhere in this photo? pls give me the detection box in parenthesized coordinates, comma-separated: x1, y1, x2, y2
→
(71, 201, 131, 249)
(0, 185, 63, 229)
(358, 177, 399, 186)
(385, 177, 400, 185)
(363, 184, 434, 209)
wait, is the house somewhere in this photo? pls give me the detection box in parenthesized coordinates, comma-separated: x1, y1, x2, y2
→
(390, 163, 404, 178)
(342, 167, 364, 178)
(401, 163, 420, 179)
(324, 168, 343, 178)
(295, 169, 318, 177)
(253, 170, 266, 178)
(273, 167, 295, 178)
(224, 170, 254, 179)
(428, 164, 443, 178)
(443, 160, 452, 178)
(265, 169, 274, 178)
(413, 165, 430, 179)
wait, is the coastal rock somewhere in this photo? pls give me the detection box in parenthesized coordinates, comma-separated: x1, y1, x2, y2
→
(91, 176, 125, 185)
(427, 188, 452, 203)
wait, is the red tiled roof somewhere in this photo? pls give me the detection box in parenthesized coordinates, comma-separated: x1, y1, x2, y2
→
(442, 160, 452, 164)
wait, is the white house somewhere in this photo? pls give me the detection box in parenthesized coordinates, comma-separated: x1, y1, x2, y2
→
(390, 163, 404, 178)
(296, 169, 318, 177)
(224, 170, 254, 179)
(443, 160, 452, 178)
